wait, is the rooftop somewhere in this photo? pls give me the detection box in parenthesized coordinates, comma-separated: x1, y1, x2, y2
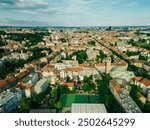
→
(71, 103, 107, 113)
(0, 80, 7, 88)
(64, 82, 74, 88)
(141, 78, 150, 86)
(0, 91, 14, 105)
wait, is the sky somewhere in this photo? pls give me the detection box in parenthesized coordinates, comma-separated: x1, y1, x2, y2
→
(0, 0, 150, 26)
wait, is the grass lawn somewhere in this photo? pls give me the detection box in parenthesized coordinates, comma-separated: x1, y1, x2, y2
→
(134, 42, 150, 50)
(60, 94, 99, 107)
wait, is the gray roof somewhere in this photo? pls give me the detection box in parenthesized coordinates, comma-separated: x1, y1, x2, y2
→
(71, 103, 107, 113)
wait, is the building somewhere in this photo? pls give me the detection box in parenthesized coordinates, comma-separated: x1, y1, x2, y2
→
(132, 77, 150, 95)
(110, 70, 135, 82)
(109, 79, 142, 113)
(86, 48, 99, 60)
(109, 79, 122, 99)
(95, 63, 106, 73)
(34, 79, 48, 94)
(15, 83, 33, 98)
(0, 80, 8, 91)
(11, 51, 29, 60)
(137, 92, 147, 104)
(0, 90, 22, 113)
(20, 73, 39, 86)
(64, 82, 74, 90)
(71, 103, 107, 113)
(143, 62, 150, 73)
(106, 58, 112, 74)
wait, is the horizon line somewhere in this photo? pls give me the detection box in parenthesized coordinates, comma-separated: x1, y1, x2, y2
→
(0, 25, 150, 28)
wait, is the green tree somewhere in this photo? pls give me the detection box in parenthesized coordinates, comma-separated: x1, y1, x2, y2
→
(82, 83, 95, 92)
(75, 50, 88, 64)
(143, 103, 150, 113)
(0, 67, 6, 78)
(87, 40, 96, 45)
(66, 76, 71, 82)
(54, 102, 63, 110)
(83, 76, 90, 83)
(51, 88, 58, 98)
(31, 94, 41, 108)
(19, 97, 30, 112)
(96, 79, 124, 113)
(125, 51, 140, 57)
(50, 88, 58, 103)
(134, 99, 144, 110)
(17, 59, 26, 67)
(130, 85, 141, 99)
(48, 98, 54, 108)
(60, 38, 66, 43)
(139, 55, 147, 61)
(0, 38, 7, 46)
(50, 37, 52, 42)
(38, 92, 45, 101)
(57, 85, 70, 98)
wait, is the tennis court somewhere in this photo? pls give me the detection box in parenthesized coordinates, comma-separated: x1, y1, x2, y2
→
(60, 94, 99, 107)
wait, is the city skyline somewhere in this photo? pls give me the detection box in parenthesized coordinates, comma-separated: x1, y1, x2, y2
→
(0, 0, 150, 26)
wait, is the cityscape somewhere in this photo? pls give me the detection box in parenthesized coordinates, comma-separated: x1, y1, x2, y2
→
(0, 0, 150, 113)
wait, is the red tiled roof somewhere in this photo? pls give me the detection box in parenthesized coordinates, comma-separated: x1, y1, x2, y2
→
(0, 80, 7, 88)
(6, 77, 16, 83)
(132, 77, 143, 82)
(141, 78, 150, 86)
(16, 83, 32, 90)
(114, 86, 122, 93)
(15, 71, 28, 80)
(95, 63, 105, 66)
(16, 83, 26, 89)
(67, 67, 83, 72)
(79, 64, 85, 67)
(64, 82, 74, 88)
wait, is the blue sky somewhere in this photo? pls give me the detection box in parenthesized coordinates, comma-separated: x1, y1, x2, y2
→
(0, 0, 150, 26)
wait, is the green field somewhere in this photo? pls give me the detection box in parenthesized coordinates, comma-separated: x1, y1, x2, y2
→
(130, 41, 150, 50)
(60, 94, 99, 107)
(136, 43, 150, 49)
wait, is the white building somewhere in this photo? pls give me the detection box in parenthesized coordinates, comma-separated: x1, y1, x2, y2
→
(110, 70, 135, 82)
(19, 51, 29, 60)
(34, 79, 48, 94)
(20, 73, 39, 86)
(11, 51, 29, 60)
(28, 73, 39, 85)
(11, 53, 20, 60)
(71, 104, 107, 113)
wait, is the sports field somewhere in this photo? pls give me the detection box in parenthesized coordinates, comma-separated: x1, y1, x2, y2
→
(60, 94, 99, 107)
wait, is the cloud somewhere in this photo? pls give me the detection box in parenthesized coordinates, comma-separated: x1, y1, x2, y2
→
(0, 0, 125, 17)
(0, 0, 149, 26)
(0, 0, 49, 10)
(0, 0, 15, 4)
(0, 0, 64, 15)
(0, 17, 51, 26)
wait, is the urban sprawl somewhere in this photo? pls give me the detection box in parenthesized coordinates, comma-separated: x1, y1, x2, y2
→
(0, 26, 150, 113)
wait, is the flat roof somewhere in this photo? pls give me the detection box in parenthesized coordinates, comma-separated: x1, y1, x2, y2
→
(0, 91, 14, 105)
(71, 103, 107, 113)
